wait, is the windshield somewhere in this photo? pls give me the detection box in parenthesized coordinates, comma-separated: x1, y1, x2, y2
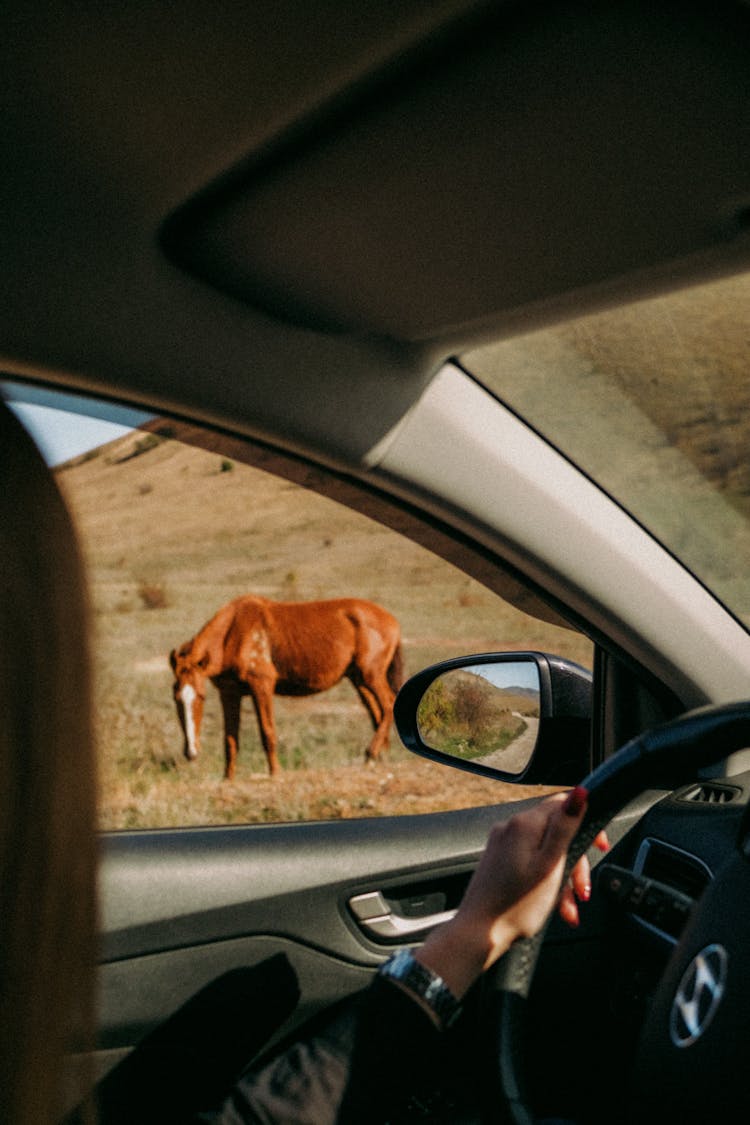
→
(463, 270, 750, 630)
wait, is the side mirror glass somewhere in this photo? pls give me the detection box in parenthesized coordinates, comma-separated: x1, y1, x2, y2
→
(417, 661, 540, 776)
(395, 651, 592, 784)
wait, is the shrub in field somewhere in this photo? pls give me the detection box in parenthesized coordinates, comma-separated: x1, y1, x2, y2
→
(137, 581, 169, 610)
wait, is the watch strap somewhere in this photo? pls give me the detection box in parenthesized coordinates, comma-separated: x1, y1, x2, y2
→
(378, 948, 462, 1029)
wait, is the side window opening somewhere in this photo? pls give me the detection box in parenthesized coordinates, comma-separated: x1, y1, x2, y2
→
(9, 390, 592, 828)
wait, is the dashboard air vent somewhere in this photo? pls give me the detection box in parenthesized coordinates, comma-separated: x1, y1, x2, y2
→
(679, 783, 740, 805)
(636, 839, 712, 900)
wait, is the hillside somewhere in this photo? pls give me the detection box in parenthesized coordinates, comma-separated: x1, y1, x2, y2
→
(57, 430, 589, 827)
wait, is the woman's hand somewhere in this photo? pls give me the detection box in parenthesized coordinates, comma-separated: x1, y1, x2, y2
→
(415, 788, 608, 1001)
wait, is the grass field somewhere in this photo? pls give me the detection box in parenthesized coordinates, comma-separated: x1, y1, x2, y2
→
(57, 430, 591, 828)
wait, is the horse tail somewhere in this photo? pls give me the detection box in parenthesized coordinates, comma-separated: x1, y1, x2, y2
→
(388, 642, 404, 695)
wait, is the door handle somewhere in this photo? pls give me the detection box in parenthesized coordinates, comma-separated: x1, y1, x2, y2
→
(349, 890, 457, 940)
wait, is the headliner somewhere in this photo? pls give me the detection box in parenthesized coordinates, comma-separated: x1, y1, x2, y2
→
(2, 0, 750, 461)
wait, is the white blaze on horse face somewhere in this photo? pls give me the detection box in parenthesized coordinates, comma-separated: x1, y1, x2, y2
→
(180, 682, 199, 759)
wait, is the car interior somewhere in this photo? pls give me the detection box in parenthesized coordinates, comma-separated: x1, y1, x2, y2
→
(4, 1, 750, 1122)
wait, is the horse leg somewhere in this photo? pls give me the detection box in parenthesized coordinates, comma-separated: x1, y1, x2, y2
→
(366, 701, 395, 761)
(358, 684, 384, 726)
(248, 681, 280, 776)
(346, 664, 381, 721)
(350, 672, 394, 762)
(220, 685, 242, 781)
(350, 682, 383, 762)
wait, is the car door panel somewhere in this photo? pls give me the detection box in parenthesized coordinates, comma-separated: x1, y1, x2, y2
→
(97, 805, 505, 1052)
(87, 806, 508, 1114)
(96, 796, 641, 1061)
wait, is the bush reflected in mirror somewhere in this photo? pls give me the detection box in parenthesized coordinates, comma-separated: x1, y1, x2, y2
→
(416, 660, 541, 776)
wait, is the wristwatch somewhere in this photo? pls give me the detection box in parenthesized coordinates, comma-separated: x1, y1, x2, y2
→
(378, 948, 462, 1029)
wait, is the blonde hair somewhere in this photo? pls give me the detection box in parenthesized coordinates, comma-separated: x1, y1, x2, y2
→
(0, 400, 98, 1124)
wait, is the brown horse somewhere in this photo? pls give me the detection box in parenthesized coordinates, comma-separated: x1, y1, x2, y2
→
(170, 595, 403, 780)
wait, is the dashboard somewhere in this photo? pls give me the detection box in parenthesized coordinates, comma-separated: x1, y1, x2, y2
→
(528, 772, 750, 1123)
(601, 776, 747, 948)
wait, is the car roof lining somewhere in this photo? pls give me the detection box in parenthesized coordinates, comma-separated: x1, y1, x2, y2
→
(2, 0, 750, 464)
(164, 1, 750, 347)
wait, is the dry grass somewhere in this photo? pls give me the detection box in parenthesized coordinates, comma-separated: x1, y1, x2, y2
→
(98, 758, 557, 830)
(58, 434, 591, 829)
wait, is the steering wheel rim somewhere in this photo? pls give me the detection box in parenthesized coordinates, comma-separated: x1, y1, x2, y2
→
(486, 698, 750, 1125)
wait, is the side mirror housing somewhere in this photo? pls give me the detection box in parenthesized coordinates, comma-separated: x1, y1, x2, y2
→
(394, 652, 591, 785)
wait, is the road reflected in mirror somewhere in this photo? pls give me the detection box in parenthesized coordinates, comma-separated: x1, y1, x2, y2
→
(416, 659, 541, 776)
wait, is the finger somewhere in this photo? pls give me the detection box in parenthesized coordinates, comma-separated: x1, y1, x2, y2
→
(504, 793, 567, 852)
(557, 883, 580, 928)
(541, 785, 588, 857)
(570, 853, 592, 902)
(593, 830, 610, 853)
(562, 785, 588, 819)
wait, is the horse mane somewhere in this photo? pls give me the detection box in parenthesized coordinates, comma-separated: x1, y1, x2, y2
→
(183, 596, 266, 672)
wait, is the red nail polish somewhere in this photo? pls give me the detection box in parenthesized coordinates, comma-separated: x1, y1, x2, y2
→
(563, 785, 589, 817)
(582, 884, 591, 902)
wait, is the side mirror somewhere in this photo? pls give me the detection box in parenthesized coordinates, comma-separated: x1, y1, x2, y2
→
(394, 652, 592, 785)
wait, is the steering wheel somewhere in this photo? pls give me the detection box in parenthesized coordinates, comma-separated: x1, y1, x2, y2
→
(487, 699, 750, 1125)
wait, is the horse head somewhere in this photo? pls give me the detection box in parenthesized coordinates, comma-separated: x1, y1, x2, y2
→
(169, 642, 209, 762)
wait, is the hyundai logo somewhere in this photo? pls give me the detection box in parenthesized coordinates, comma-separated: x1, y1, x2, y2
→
(670, 943, 728, 1048)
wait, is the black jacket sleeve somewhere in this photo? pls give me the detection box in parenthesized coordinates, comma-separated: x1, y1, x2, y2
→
(336, 976, 479, 1124)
